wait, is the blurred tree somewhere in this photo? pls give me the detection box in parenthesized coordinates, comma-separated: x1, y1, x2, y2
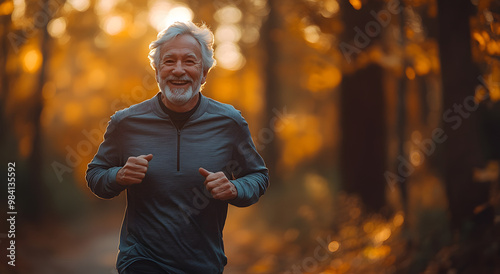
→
(27, 0, 52, 221)
(395, 0, 409, 215)
(472, 0, 500, 161)
(0, 2, 11, 145)
(339, 1, 387, 212)
(0, 7, 8, 133)
(0, 0, 14, 239)
(437, 0, 489, 230)
(260, 0, 279, 180)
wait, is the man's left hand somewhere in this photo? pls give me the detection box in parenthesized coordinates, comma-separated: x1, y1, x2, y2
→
(199, 167, 238, 200)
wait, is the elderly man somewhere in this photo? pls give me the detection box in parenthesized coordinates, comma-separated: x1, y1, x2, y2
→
(86, 21, 269, 274)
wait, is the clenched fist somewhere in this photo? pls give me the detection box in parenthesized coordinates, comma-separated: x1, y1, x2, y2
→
(116, 154, 153, 186)
(199, 167, 238, 200)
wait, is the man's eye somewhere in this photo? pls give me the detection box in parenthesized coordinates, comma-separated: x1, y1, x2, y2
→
(185, 60, 196, 65)
(164, 60, 175, 64)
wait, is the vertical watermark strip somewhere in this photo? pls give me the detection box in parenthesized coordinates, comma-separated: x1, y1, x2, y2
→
(6, 162, 16, 267)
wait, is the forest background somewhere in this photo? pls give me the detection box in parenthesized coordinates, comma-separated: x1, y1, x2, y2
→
(1, 0, 500, 273)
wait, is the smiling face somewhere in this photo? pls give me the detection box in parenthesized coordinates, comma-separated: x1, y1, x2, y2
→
(156, 34, 207, 111)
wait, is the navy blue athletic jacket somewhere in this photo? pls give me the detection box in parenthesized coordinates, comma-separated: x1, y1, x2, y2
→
(86, 93, 269, 273)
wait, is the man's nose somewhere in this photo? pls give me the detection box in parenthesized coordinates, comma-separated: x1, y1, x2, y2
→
(172, 60, 186, 76)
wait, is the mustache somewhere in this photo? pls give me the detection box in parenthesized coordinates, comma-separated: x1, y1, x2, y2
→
(163, 76, 193, 82)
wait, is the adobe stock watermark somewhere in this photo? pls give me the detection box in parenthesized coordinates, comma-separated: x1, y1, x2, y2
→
(339, 0, 403, 63)
(8, 0, 64, 53)
(384, 76, 497, 190)
(51, 71, 157, 182)
(284, 235, 338, 274)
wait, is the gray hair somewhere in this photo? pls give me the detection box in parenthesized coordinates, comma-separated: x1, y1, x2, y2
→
(148, 21, 216, 73)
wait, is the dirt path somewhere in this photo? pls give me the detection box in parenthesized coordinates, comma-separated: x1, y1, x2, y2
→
(11, 204, 257, 274)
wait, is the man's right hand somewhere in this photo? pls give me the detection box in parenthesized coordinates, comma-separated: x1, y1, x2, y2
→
(116, 154, 153, 186)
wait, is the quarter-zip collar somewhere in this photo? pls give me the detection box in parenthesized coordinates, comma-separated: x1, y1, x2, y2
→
(157, 93, 201, 130)
(151, 91, 209, 172)
(152, 91, 208, 123)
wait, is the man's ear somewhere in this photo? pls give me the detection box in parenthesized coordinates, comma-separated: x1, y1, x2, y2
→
(155, 69, 159, 83)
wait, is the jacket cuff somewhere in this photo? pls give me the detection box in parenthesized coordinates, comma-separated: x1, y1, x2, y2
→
(229, 179, 250, 207)
(106, 166, 127, 194)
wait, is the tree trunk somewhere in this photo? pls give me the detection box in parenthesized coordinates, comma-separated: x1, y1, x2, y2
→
(437, 0, 488, 229)
(340, 64, 387, 212)
(0, 10, 12, 143)
(26, 0, 52, 221)
(339, 1, 387, 212)
(260, 0, 280, 180)
(396, 1, 409, 214)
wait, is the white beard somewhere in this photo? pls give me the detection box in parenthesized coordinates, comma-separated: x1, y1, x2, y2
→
(159, 76, 202, 106)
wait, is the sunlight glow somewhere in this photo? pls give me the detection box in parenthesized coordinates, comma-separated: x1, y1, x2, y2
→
(363, 245, 391, 260)
(328, 241, 340, 252)
(215, 24, 242, 44)
(304, 173, 330, 201)
(372, 227, 391, 244)
(349, 0, 362, 10)
(405, 67, 416, 80)
(393, 212, 404, 227)
(47, 17, 67, 38)
(11, 0, 25, 25)
(491, 86, 500, 102)
(304, 64, 341, 92)
(23, 49, 42, 73)
(213, 5, 246, 71)
(304, 25, 321, 44)
(149, 2, 193, 32)
(302, 22, 332, 51)
(148, 1, 170, 30)
(67, 0, 90, 12)
(214, 5, 242, 24)
(103, 15, 125, 35)
(250, 0, 267, 9)
(0, 1, 14, 16)
(410, 150, 423, 166)
(95, 0, 120, 15)
(241, 26, 260, 45)
(320, 0, 339, 18)
(473, 31, 486, 51)
(164, 7, 193, 28)
(415, 55, 431, 75)
(215, 43, 245, 71)
(487, 41, 500, 55)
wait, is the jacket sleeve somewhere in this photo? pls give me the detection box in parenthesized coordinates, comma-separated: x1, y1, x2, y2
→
(86, 114, 127, 199)
(228, 115, 270, 207)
